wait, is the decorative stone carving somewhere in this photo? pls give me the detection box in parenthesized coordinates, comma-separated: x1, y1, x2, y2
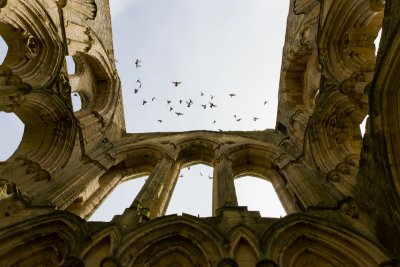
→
(57, 74, 72, 99)
(54, 0, 67, 8)
(26, 35, 39, 56)
(0, 66, 32, 112)
(66, 0, 97, 20)
(339, 197, 359, 219)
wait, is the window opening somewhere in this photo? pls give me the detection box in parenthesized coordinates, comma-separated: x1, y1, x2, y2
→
(71, 92, 82, 112)
(88, 176, 147, 221)
(166, 164, 213, 217)
(65, 55, 76, 75)
(0, 113, 24, 161)
(374, 29, 382, 55)
(360, 115, 368, 137)
(0, 35, 7, 64)
(234, 176, 286, 217)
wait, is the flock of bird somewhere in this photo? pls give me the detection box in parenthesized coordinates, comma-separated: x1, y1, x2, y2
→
(132, 58, 268, 128)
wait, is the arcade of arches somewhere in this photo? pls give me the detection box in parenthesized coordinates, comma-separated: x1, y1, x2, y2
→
(0, 0, 399, 266)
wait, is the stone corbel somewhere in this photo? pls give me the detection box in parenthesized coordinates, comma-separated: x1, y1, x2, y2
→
(338, 197, 359, 219)
(0, 66, 32, 112)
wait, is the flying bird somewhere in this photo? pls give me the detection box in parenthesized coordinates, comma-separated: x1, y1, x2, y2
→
(172, 81, 182, 87)
(179, 100, 183, 104)
(233, 114, 237, 118)
(186, 101, 192, 107)
(228, 93, 236, 98)
(201, 104, 207, 109)
(169, 107, 173, 111)
(236, 118, 242, 122)
(212, 120, 216, 124)
(142, 100, 147, 105)
(167, 100, 171, 105)
(134, 89, 139, 94)
(208, 175, 213, 179)
(200, 91, 204, 96)
(200, 172, 203, 176)
(209, 102, 217, 108)
(136, 79, 141, 84)
(264, 100, 268, 105)
(135, 59, 141, 68)
(253, 117, 259, 121)
(157, 119, 162, 123)
(210, 94, 214, 100)
(152, 97, 156, 101)
(175, 112, 183, 116)
(179, 174, 183, 178)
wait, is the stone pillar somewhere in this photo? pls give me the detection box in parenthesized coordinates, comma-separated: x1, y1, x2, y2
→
(212, 155, 238, 215)
(279, 162, 336, 208)
(131, 154, 180, 219)
(269, 170, 301, 214)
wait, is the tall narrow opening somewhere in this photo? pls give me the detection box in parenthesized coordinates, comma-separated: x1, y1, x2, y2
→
(71, 92, 82, 112)
(166, 164, 213, 217)
(0, 34, 7, 64)
(234, 176, 286, 217)
(374, 28, 382, 55)
(89, 176, 147, 221)
(0, 113, 24, 161)
(65, 55, 76, 75)
(360, 115, 368, 137)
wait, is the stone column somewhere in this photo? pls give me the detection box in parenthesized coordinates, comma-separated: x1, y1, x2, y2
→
(131, 154, 180, 219)
(269, 170, 301, 214)
(212, 155, 238, 215)
(279, 162, 336, 208)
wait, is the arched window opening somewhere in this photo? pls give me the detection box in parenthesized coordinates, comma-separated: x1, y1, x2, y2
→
(166, 164, 213, 217)
(0, 35, 8, 64)
(0, 113, 24, 161)
(374, 28, 382, 55)
(88, 176, 147, 221)
(360, 115, 368, 137)
(71, 92, 82, 112)
(234, 176, 286, 218)
(65, 55, 76, 75)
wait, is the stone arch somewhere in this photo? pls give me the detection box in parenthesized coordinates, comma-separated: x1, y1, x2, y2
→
(225, 144, 286, 179)
(262, 214, 390, 266)
(117, 216, 225, 266)
(83, 235, 112, 266)
(0, 2, 65, 89)
(318, 0, 384, 84)
(176, 137, 218, 166)
(0, 214, 86, 266)
(229, 225, 261, 263)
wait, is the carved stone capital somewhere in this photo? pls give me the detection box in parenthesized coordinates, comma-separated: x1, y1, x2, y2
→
(0, 66, 32, 112)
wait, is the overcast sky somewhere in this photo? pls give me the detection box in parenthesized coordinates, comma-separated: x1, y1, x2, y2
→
(0, 1, 290, 220)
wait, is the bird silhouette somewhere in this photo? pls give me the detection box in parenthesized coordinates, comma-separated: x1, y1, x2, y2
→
(179, 174, 183, 178)
(135, 59, 141, 68)
(233, 114, 237, 118)
(201, 104, 207, 109)
(136, 79, 141, 83)
(264, 100, 268, 105)
(172, 81, 182, 87)
(186, 101, 192, 107)
(200, 172, 203, 176)
(200, 91, 204, 96)
(167, 100, 171, 105)
(236, 118, 242, 122)
(169, 107, 173, 111)
(142, 100, 147, 105)
(210, 94, 214, 100)
(209, 102, 217, 108)
(152, 97, 156, 101)
(179, 100, 183, 104)
(175, 112, 183, 116)
(212, 120, 216, 124)
(253, 117, 259, 121)
(134, 89, 139, 94)
(229, 93, 236, 97)
(157, 119, 162, 123)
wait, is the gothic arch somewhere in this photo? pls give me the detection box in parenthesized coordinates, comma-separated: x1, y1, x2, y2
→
(0, 2, 65, 88)
(175, 136, 218, 166)
(116, 216, 225, 266)
(228, 225, 261, 260)
(0, 213, 86, 266)
(318, 0, 383, 84)
(262, 214, 389, 266)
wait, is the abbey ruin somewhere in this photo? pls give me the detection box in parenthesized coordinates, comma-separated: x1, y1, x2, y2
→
(0, 0, 399, 266)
